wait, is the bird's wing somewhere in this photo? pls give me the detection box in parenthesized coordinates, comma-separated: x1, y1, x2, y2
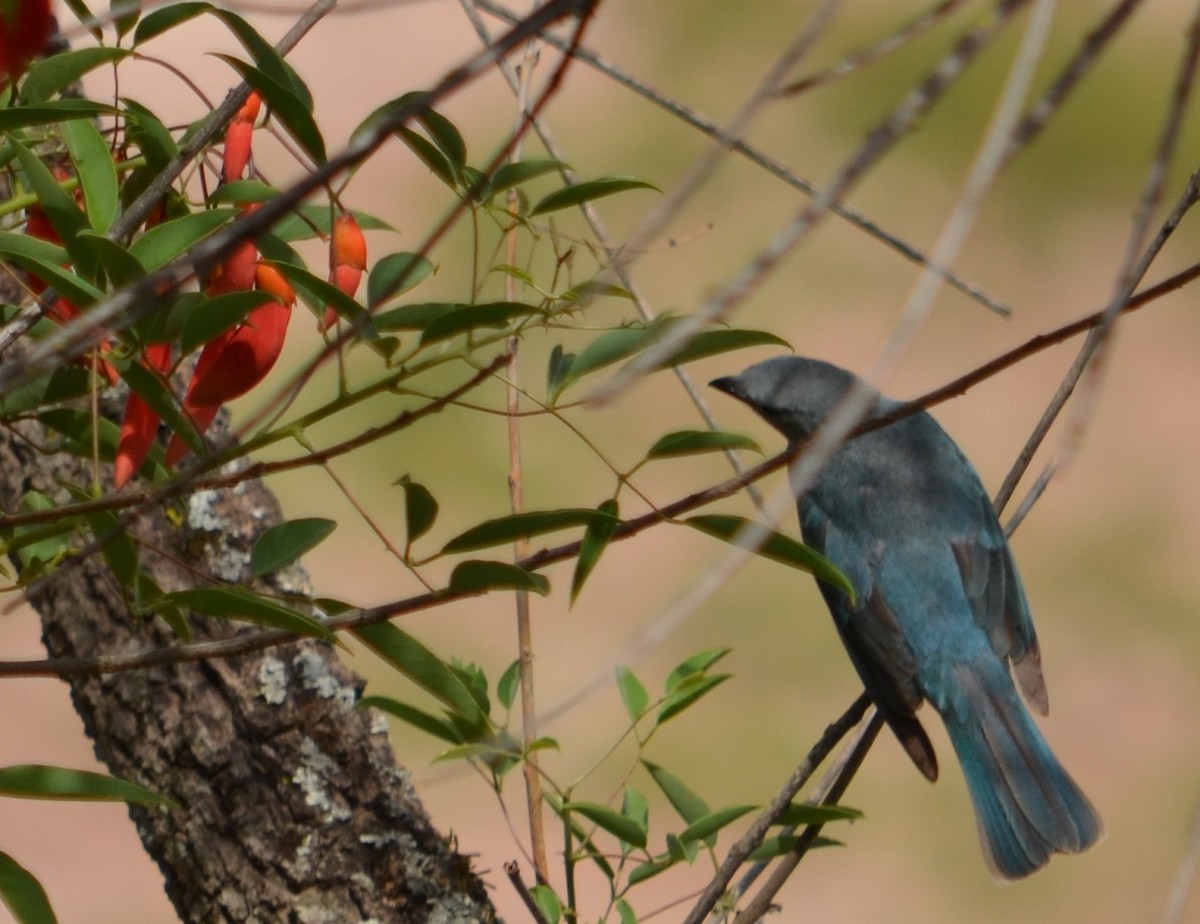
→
(801, 496, 939, 780)
(950, 496, 1047, 715)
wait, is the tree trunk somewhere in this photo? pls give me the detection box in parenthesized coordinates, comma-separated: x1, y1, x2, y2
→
(0, 399, 496, 922)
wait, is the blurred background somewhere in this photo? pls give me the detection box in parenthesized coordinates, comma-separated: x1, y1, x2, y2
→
(2, 0, 1200, 921)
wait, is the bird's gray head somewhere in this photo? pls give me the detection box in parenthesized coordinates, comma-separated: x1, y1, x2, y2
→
(710, 356, 873, 442)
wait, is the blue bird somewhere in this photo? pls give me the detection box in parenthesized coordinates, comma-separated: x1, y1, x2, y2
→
(710, 356, 1102, 879)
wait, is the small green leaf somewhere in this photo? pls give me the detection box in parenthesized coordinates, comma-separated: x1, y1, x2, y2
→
(12, 139, 95, 281)
(546, 344, 575, 403)
(0, 764, 171, 807)
(665, 648, 730, 693)
(358, 695, 463, 745)
(531, 176, 658, 216)
(0, 366, 91, 417)
(249, 518, 337, 578)
(419, 301, 540, 346)
(546, 319, 671, 404)
(84, 510, 138, 588)
(367, 252, 436, 309)
(530, 885, 562, 924)
(121, 356, 206, 459)
(214, 55, 326, 164)
(19, 47, 130, 105)
(353, 623, 488, 731)
(0, 99, 112, 132)
(179, 291, 274, 356)
(123, 99, 178, 168)
(685, 514, 856, 601)
(679, 805, 756, 845)
(395, 476, 438, 545)
(372, 301, 460, 332)
(496, 660, 521, 710)
(657, 673, 730, 725)
(627, 856, 676, 886)
(621, 787, 649, 849)
(442, 508, 616, 554)
(643, 761, 709, 824)
(0, 849, 56, 924)
(776, 803, 863, 826)
(63, 119, 119, 233)
(206, 179, 279, 206)
(133, 1, 209, 45)
(448, 560, 549, 596)
(128, 208, 238, 270)
(77, 233, 146, 289)
(484, 159, 566, 199)
(164, 587, 334, 640)
(112, 0, 142, 39)
(570, 498, 619, 604)
(650, 328, 791, 369)
(645, 430, 762, 460)
(615, 666, 649, 722)
(562, 801, 647, 849)
(748, 834, 841, 860)
(616, 898, 638, 924)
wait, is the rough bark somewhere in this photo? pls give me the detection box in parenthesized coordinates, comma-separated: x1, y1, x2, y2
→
(0, 390, 497, 922)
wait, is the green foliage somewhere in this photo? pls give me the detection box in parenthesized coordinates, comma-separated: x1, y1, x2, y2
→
(0, 9, 860, 919)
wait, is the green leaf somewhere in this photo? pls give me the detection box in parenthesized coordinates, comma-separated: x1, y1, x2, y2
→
(372, 301, 460, 332)
(496, 659, 521, 710)
(643, 761, 709, 825)
(621, 787, 649, 850)
(616, 898, 638, 924)
(249, 518, 337, 578)
(679, 805, 756, 845)
(121, 355, 206, 459)
(163, 587, 334, 640)
(63, 120, 119, 233)
(627, 856, 675, 886)
(571, 498, 619, 604)
(128, 208, 238, 270)
(651, 328, 791, 369)
(0, 366, 91, 417)
(112, 0, 142, 39)
(419, 301, 539, 346)
(645, 430, 761, 460)
(367, 252, 435, 309)
(546, 319, 670, 404)
(0, 764, 171, 806)
(685, 514, 856, 602)
(748, 834, 841, 860)
(483, 159, 566, 199)
(12, 139, 95, 282)
(442, 508, 616, 554)
(214, 55, 326, 164)
(353, 622, 488, 732)
(776, 803, 863, 826)
(546, 344, 575, 401)
(206, 179, 279, 206)
(77, 232, 146, 288)
(180, 291, 274, 356)
(123, 98, 178, 169)
(133, 1, 209, 45)
(0, 99, 112, 132)
(213, 8, 312, 106)
(561, 801, 647, 849)
(0, 850, 56, 924)
(615, 666, 649, 722)
(19, 47, 130, 105)
(529, 886, 561, 924)
(395, 476, 438, 546)
(657, 673, 730, 725)
(448, 560, 549, 596)
(38, 409, 121, 463)
(531, 176, 658, 216)
(358, 695, 463, 745)
(84, 510, 138, 588)
(665, 648, 730, 693)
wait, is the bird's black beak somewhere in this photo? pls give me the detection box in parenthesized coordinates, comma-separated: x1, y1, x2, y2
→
(709, 375, 740, 397)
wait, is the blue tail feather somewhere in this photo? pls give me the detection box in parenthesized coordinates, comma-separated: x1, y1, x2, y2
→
(942, 664, 1102, 880)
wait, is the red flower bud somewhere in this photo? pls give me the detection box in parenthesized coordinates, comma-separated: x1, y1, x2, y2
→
(114, 343, 172, 489)
(321, 212, 367, 330)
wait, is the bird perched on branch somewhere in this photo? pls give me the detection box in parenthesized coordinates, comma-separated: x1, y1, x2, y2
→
(711, 355, 1102, 880)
